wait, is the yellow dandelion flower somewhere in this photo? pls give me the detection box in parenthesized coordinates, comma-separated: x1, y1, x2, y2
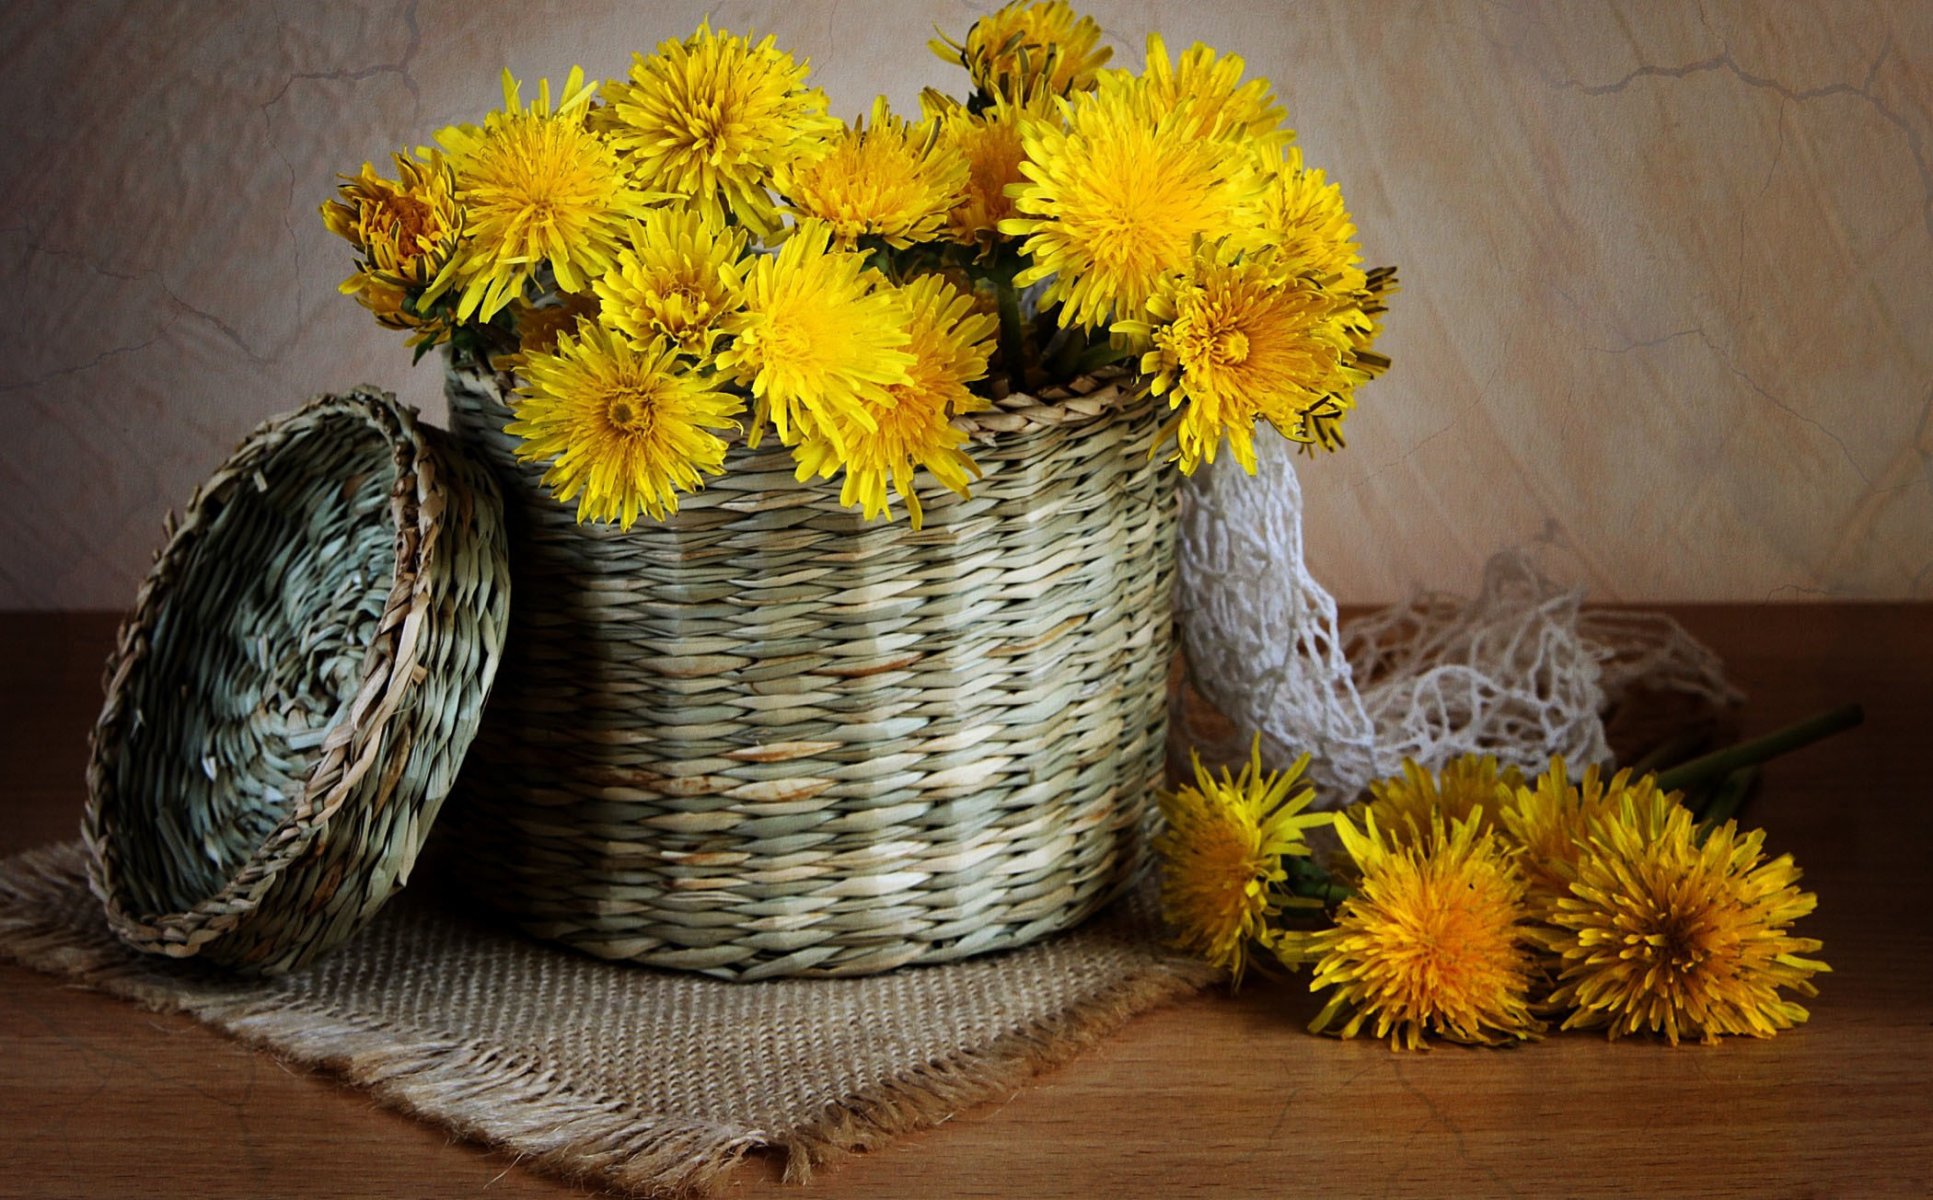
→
(1500, 760, 1682, 899)
(924, 88, 1055, 250)
(320, 149, 462, 345)
(1002, 84, 1266, 329)
(778, 97, 967, 250)
(1105, 33, 1288, 144)
(598, 23, 841, 241)
(1262, 146, 1362, 283)
(592, 206, 748, 360)
(1354, 755, 1524, 854)
(930, 0, 1112, 101)
(499, 289, 600, 371)
(430, 68, 658, 321)
(1543, 806, 1828, 1045)
(1154, 738, 1329, 985)
(909, 264, 1000, 321)
(507, 323, 742, 529)
(1307, 812, 1544, 1049)
(1305, 265, 1398, 451)
(714, 220, 914, 452)
(790, 274, 996, 528)
(1116, 249, 1367, 474)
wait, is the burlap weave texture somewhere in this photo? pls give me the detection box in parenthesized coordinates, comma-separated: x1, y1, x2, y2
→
(0, 842, 1208, 1197)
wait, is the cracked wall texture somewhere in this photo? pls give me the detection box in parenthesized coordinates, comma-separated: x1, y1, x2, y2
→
(2, 0, 1928, 607)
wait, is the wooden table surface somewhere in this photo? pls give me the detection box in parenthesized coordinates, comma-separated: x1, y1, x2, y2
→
(3, 606, 1929, 1198)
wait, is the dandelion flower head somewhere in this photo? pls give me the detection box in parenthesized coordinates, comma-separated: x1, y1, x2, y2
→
(592, 205, 749, 360)
(715, 219, 914, 452)
(790, 273, 995, 528)
(1543, 805, 1828, 1045)
(1118, 248, 1365, 474)
(505, 289, 599, 367)
(1154, 738, 1329, 985)
(1501, 760, 1682, 899)
(932, 1, 1112, 101)
(431, 68, 658, 321)
(1002, 82, 1266, 329)
(1262, 146, 1362, 284)
(321, 149, 462, 344)
(508, 323, 742, 528)
(779, 97, 968, 250)
(1103, 33, 1288, 145)
(925, 88, 1056, 250)
(1356, 754, 1524, 856)
(1307, 812, 1544, 1049)
(599, 23, 842, 240)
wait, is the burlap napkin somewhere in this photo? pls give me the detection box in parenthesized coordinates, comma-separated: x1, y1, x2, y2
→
(0, 842, 1208, 1197)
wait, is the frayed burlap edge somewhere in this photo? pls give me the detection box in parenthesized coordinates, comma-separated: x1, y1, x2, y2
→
(0, 842, 1212, 1197)
(778, 940, 1215, 1183)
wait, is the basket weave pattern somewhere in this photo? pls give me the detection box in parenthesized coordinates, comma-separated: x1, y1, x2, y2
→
(446, 362, 1176, 979)
(83, 390, 510, 974)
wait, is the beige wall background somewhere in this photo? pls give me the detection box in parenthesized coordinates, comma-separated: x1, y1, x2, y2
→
(2, 1, 1927, 609)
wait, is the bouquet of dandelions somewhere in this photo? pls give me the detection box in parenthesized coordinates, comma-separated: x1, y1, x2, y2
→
(321, 1, 1394, 530)
(1159, 715, 1855, 1050)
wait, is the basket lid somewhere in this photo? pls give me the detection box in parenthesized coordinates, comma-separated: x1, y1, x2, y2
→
(81, 388, 510, 974)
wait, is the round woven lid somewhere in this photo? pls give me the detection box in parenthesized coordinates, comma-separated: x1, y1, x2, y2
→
(81, 388, 510, 974)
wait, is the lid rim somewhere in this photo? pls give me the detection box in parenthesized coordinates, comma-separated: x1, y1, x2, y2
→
(82, 388, 510, 973)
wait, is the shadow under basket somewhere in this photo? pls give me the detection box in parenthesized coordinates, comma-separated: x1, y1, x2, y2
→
(83, 390, 510, 974)
(445, 360, 1176, 980)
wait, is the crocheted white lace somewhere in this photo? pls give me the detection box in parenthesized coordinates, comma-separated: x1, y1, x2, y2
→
(1175, 435, 1737, 803)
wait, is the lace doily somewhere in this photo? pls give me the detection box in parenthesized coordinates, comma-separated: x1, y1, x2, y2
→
(1175, 435, 1737, 803)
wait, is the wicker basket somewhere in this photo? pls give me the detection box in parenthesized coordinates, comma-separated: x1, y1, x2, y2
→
(445, 359, 1176, 979)
(82, 389, 510, 974)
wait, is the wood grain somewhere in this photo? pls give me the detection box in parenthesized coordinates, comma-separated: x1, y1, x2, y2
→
(2, 1, 1929, 609)
(2, 605, 1929, 1197)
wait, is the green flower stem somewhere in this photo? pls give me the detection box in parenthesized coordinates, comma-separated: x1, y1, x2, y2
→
(1289, 877, 1354, 906)
(1285, 861, 1353, 905)
(1697, 765, 1762, 827)
(1071, 340, 1133, 375)
(1627, 728, 1713, 775)
(1652, 703, 1863, 794)
(992, 270, 1028, 392)
(1045, 326, 1086, 382)
(1677, 777, 1722, 822)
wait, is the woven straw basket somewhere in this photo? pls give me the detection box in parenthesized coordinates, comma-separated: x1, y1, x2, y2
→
(83, 390, 510, 974)
(445, 358, 1176, 979)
